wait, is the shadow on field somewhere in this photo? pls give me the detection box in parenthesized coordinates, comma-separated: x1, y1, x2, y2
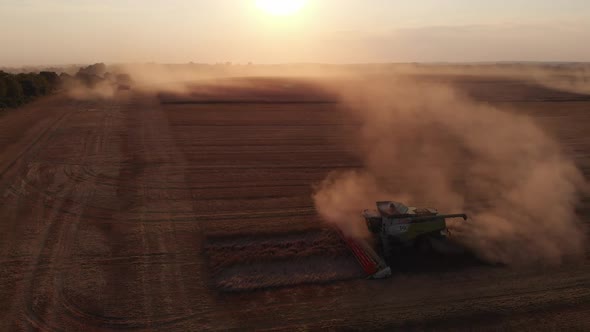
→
(384, 249, 492, 275)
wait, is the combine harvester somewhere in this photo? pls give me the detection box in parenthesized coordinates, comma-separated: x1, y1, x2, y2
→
(339, 201, 468, 279)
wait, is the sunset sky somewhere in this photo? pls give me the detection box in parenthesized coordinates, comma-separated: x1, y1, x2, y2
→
(1, 0, 590, 66)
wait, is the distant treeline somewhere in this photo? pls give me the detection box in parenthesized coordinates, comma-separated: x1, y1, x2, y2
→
(0, 63, 132, 110)
(0, 71, 60, 108)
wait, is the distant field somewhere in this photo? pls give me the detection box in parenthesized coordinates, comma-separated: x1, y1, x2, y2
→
(0, 75, 589, 330)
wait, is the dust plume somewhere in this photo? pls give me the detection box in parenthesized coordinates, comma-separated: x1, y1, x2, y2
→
(313, 78, 587, 266)
(42, 62, 590, 102)
(528, 65, 590, 95)
(64, 79, 116, 100)
(59, 62, 355, 100)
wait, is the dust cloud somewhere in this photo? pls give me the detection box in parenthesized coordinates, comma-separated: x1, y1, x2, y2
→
(64, 79, 116, 100)
(313, 78, 587, 266)
(57, 62, 590, 102)
(529, 66, 590, 95)
(56, 62, 370, 101)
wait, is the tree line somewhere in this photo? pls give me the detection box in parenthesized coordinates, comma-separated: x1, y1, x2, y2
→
(0, 63, 133, 110)
(0, 71, 60, 108)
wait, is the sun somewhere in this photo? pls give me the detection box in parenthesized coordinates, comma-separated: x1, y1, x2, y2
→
(256, 0, 307, 16)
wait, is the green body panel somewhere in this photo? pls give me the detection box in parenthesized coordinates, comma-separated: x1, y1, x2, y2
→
(394, 218, 446, 243)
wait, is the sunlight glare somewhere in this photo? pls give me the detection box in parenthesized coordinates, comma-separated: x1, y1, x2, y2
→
(256, 0, 307, 16)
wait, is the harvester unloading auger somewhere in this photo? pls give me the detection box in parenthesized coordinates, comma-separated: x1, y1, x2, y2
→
(338, 201, 468, 279)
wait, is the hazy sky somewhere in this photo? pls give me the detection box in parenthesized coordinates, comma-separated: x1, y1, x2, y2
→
(1, 0, 590, 66)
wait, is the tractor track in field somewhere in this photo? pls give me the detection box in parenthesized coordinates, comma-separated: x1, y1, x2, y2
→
(13, 101, 213, 331)
(0, 108, 73, 181)
(22, 102, 118, 331)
